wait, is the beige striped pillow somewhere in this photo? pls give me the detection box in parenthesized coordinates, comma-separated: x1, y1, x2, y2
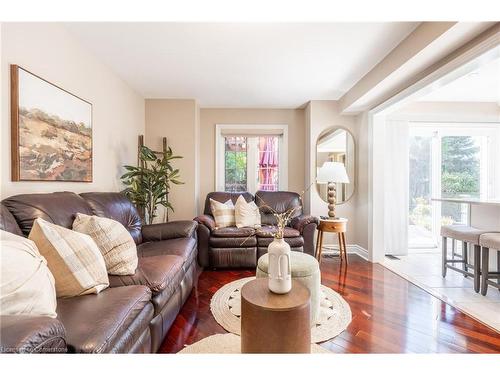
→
(210, 198, 236, 229)
(72, 213, 138, 275)
(29, 218, 109, 298)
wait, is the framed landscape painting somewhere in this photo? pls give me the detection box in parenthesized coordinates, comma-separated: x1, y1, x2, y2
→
(10, 65, 93, 182)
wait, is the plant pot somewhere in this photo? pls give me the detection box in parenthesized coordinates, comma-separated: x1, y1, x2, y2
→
(267, 238, 292, 294)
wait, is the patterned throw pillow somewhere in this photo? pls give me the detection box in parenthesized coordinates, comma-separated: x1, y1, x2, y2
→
(0, 230, 57, 318)
(29, 218, 109, 298)
(210, 198, 236, 229)
(235, 195, 261, 228)
(72, 213, 138, 275)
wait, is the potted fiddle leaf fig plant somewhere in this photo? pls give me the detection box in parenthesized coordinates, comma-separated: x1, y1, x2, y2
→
(121, 145, 183, 225)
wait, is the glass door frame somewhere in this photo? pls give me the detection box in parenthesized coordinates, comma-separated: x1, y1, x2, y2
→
(409, 122, 499, 247)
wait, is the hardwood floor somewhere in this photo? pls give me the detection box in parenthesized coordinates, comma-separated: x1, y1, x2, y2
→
(159, 255, 500, 353)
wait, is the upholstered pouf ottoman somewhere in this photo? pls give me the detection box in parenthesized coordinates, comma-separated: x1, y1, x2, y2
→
(256, 252, 321, 325)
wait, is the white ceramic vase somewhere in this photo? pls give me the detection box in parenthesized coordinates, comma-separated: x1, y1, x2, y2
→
(267, 238, 292, 294)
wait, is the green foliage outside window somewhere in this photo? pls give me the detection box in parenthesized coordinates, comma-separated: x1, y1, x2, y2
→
(409, 135, 480, 227)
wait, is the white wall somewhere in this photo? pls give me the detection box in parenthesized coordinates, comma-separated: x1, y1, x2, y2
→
(1, 23, 145, 198)
(390, 101, 500, 122)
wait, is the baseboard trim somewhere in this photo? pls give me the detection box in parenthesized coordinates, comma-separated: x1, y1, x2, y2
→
(321, 244, 369, 261)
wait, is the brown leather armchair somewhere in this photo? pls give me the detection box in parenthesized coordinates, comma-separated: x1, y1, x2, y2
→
(195, 191, 318, 269)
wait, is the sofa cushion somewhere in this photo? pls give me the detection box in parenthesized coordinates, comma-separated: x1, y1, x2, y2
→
(0, 315, 66, 353)
(2, 192, 93, 236)
(255, 191, 302, 225)
(256, 226, 300, 238)
(109, 254, 186, 316)
(138, 237, 197, 266)
(80, 192, 143, 244)
(212, 227, 255, 237)
(56, 285, 153, 353)
(108, 255, 183, 296)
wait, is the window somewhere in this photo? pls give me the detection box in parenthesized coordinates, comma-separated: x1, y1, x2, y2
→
(408, 123, 500, 248)
(216, 125, 288, 193)
(224, 136, 247, 192)
(257, 136, 280, 191)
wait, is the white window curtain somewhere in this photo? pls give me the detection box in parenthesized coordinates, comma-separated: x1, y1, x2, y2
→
(384, 120, 409, 255)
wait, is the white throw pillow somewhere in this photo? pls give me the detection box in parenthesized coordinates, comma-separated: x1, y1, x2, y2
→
(72, 213, 138, 275)
(0, 230, 57, 318)
(235, 195, 261, 228)
(210, 198, 235, 229)
(29, 218, 109, 298)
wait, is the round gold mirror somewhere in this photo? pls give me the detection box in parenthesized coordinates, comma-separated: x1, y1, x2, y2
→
(315, 127, 355, 206)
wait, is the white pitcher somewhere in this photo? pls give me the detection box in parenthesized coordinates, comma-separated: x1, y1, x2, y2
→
(267, 238, 292, 294)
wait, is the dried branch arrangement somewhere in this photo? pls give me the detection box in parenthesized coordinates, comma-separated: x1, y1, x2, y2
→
(240, 183, 313, 245)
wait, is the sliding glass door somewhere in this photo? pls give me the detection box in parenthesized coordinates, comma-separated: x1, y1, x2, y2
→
(408, 134, 434, 248)
(409, 123, 498, 249)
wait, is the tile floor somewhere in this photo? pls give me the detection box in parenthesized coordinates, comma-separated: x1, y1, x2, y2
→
(384, 252, 500, 333)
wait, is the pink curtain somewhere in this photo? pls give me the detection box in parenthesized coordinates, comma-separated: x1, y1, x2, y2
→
(258, 137, 278, 191)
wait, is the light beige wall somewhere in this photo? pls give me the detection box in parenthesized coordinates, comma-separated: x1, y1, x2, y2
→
(199, 108, 305, 212)
(306, 100, 369, 249)
(145, 99, 198, 221)
(0, 23, 145, 198)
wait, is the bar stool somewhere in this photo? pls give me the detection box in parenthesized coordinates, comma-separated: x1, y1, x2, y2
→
(441, 225, 492, 292)
(479, 233, 500, 296)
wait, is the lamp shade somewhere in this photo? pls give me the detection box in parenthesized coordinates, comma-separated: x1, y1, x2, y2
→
(316, 161, 350, 184)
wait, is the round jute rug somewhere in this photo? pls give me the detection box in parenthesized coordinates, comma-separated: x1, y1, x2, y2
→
(210, 277, 352, 343)
(178, 333, 331, 354)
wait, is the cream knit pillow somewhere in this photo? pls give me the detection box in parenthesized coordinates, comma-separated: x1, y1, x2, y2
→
(29, 218, 109, 298)
(0, 230, 57, 318)
(210, 198, 236, 229)
(235, 195, 261, 229)
(72, 213, 138, 275)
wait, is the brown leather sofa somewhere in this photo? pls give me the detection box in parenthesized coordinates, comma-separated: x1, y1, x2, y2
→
(0, 192, 198, 353)
(195, 191, 318, 268)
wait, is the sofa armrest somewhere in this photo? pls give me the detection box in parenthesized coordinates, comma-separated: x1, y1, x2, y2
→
(194, 214, 216, 232)
(141, 220, 197, 242)
(290, 214, 319, 233)
(0, 315, 67, 353)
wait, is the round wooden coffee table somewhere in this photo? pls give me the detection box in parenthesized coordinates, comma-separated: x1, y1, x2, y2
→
(240, 278, 311, 353)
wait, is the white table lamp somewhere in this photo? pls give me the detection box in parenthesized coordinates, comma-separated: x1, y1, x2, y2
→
(316, 161, 350, 218)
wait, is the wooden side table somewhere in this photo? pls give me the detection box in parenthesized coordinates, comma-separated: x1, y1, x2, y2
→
(240, 278, 311, 353)
(316, 218, 348, 264)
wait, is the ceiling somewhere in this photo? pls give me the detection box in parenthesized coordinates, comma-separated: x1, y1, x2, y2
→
(418, 56, 500, 103)
(317, 130, 347, 152)
(64, 22, 419, 108)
